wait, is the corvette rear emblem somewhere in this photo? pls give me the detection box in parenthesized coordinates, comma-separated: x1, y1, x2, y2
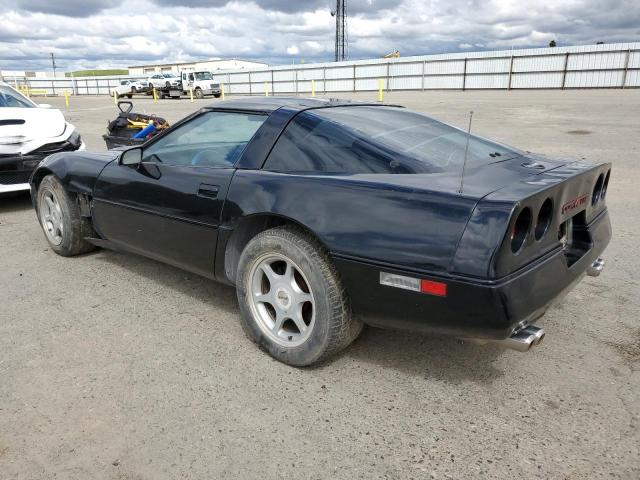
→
(561, 194, 588, 214)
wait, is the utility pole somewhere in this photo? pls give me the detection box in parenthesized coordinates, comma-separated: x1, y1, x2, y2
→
(50, 52, 57, 77)
(332, 0, 347, 62)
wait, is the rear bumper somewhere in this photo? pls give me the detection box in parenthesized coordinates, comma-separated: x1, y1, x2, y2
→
(334, 209, 611, 340)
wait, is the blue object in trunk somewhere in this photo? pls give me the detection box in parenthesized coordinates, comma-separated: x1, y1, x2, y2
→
(133, 122, 156, 139)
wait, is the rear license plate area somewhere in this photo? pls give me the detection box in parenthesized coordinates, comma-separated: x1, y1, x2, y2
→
(559, 210, 591, 267)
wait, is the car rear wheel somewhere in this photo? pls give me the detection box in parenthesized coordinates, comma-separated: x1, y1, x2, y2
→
(236, 226, 363, 366)
(37, 175, 95, 257)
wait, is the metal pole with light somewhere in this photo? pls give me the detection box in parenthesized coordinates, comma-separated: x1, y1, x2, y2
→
(50, 52, 57, 95)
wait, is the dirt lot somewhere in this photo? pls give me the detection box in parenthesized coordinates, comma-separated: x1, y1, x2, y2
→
(1, 90, 638, 479)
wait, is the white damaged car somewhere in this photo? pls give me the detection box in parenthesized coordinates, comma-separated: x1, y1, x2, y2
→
(0, 82, 84, 194)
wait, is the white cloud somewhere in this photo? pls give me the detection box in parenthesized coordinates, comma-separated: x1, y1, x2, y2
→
(0, 0, 637, 71)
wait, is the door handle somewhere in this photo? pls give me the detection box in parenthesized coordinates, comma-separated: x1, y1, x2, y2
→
(198, 183, 219, 199)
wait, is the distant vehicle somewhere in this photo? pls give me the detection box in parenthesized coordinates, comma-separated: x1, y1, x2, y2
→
(147, 73, 181, 89)
(29, 97, 611, 366)
(180, 70, 221, 98)
(111, 80, 146, 98)
(0, 82, 84, 194)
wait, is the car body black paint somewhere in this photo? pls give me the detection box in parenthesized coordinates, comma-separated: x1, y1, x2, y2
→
(30, 97, 612, 341)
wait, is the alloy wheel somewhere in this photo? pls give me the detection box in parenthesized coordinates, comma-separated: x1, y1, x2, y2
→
(40, 190, 64, 246)
(247, 253, 315, 347)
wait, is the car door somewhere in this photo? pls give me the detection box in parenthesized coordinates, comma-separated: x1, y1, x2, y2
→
(92, 110, 268, 278)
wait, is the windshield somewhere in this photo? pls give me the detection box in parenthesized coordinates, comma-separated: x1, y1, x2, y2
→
(194, 72, 213, 81)
(305, 106, 521, 173)
(163, 73, 176, 78)
(0, 85, 36, 108)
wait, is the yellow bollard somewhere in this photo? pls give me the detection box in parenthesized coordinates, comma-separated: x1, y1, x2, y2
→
(113, 89, 118, 106)
(264, 82, 268, 97)
(221, 83, 225, 101)
(152, 87, 158, 103)
(378, 79, 384, 102)
(189, 87, 194, 102)
(311, 79, 315, 97)
(64, 90, 69, 110)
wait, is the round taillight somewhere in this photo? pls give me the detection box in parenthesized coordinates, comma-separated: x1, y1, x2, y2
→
(535, 198, 553, 241)
(510, 207, 531, 253)
(592, 174, 604, 205)
(601, 170, 611, 199)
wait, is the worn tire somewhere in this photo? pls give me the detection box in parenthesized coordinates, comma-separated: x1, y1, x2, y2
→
(236, 226, 363, 366)
(36, 175, 95, 257)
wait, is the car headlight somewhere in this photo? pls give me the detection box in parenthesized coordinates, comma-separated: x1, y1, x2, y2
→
(66, 129, 82, 147)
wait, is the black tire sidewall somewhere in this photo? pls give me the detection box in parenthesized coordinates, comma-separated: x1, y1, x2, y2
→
(237, 231, 338, 366)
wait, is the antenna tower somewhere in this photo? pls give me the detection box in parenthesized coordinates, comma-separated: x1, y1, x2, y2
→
(334, 0, 347, 61)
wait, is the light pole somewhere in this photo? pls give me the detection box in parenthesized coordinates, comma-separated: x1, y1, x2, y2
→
(50, 52, 57, 77)
(50, 52, 57, 94)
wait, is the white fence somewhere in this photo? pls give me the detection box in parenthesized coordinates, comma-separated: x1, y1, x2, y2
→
(4, 42, 640, 96)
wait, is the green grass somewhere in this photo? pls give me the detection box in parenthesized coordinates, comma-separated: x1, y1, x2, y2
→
(65, 69, 129, 77)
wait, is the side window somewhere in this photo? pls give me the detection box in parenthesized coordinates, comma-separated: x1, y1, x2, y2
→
(189, 73, 194, 81)
(263, 112, 405, 174)
(141, 111, 266, 168)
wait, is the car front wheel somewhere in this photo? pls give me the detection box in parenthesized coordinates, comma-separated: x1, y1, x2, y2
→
(236, 226, 363, 366)
(37, 175, 95, 257)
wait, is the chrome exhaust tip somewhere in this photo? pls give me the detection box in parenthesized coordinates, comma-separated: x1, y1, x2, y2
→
(497, 324, 545, 352)
(587, 257, 605, 277)
(463, 324, 545, 352)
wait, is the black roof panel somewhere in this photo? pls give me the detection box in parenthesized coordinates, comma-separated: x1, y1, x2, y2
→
(206, 96, 388, 113)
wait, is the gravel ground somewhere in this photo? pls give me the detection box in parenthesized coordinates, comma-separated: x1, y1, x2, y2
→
(0, 90, 638, 479)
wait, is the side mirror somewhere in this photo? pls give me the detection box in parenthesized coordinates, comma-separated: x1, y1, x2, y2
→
(120, 147, 143, 166)
(38, 103, 53, 108)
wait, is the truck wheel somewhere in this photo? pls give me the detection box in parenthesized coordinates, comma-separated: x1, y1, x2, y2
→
(36, 175, 95, 257)
(214, 93, 221, 98)
(236, 226, 363, 366)
(194, 88, 204, 99)
(126, 94, 132, 98)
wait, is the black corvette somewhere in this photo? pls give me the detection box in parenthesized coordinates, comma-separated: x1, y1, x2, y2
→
(30, 97, 611, 366)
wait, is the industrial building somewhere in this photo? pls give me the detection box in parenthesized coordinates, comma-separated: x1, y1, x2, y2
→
(128, 58, 268, 76)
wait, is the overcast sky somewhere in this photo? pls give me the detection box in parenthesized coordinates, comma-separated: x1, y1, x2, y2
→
(0, 0, 638, 71)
